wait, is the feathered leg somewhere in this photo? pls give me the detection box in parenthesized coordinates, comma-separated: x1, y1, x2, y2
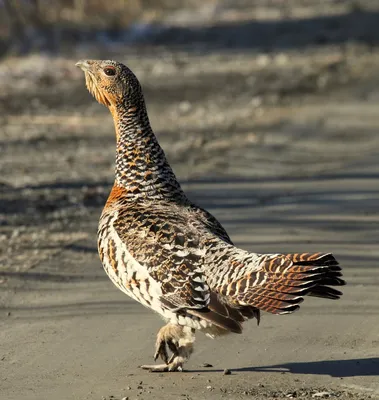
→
(141, 323, 195, 372)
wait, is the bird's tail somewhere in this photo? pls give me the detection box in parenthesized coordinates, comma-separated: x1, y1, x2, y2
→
(232, 252, 345, 315)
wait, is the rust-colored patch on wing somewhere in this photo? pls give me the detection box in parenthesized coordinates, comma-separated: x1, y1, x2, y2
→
(105, 184, 127, 208)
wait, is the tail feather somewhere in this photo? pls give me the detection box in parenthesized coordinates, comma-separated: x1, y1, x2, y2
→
(264, 271, 343, 286)
(187, 292, 260, 334)
(189, 253, 344, 333)
(188, 308, 243, 334)
(228, 252, 345, 315)
(307, 285, 343, 299)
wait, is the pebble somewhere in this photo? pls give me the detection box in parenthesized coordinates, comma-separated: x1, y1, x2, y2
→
(202, 362, 213, 367)
(223, 368, 231, 375)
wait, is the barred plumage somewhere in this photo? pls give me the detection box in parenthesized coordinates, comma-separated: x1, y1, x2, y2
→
(76, 60, 345, 372)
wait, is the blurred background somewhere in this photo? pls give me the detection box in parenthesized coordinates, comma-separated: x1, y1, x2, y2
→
(0, 2, 379, 398)
(2, 0, 379, 269)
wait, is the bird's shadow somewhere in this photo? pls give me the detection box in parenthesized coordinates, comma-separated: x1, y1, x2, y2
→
(190, 358, 379, 377)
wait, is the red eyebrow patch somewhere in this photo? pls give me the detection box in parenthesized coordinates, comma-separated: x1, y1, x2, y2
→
(104, 66, 116, 76)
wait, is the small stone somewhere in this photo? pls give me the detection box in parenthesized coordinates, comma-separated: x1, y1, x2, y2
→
(121, 397, 129, 400)
(202, 362, 213, 367)
(126, 386, 131, 390)
(206, 386, 212, 390)
(223, 369, 231, 375)
(7, 312, 11, 317)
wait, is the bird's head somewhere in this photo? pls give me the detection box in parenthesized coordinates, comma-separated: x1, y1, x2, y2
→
(76, 60, 141, 109)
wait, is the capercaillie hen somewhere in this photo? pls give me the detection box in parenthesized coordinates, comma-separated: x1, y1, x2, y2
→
(76, 60, 345, 372)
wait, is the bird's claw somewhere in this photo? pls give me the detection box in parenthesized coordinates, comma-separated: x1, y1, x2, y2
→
(140, 363, 183, 372)
(146, 338, 181, 371)
(153, 337, 178, 364)
(153, 339, 168, 363)
(143, 324, 192, 372)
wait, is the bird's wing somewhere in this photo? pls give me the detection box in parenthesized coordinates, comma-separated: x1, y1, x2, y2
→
(112, 203, 210, 311)
(189, 204, 233, 244)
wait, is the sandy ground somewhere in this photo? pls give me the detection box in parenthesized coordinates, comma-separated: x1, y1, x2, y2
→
(1, 1, 379, 399)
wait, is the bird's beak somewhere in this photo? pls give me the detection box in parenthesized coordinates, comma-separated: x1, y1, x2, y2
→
(76, 60, 92, 72)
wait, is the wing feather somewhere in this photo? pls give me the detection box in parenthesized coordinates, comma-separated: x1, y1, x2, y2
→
(112, 202, 210, 310)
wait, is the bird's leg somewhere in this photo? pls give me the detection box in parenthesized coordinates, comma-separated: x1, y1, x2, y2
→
(152, 325, 178, 364)
(141, 324, 195, 372)
(166, 338, 179, 364)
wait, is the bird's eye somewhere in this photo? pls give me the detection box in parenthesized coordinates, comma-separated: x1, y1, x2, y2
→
(104, 66, 116, 76)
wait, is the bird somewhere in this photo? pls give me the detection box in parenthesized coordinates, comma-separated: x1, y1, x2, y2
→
(76, 59, 345, 372)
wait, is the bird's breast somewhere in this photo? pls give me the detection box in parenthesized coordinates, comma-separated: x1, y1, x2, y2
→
(97, 211, 167, 315)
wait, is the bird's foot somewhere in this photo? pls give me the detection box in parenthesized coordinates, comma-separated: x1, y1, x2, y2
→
(140, 358, 183, 372)
(153, 324, 180, 364)
(141, 324, 195, 372)
(153, 337, 169, 364)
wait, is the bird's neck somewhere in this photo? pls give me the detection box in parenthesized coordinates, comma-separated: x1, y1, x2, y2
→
(110, 101, 186, 202)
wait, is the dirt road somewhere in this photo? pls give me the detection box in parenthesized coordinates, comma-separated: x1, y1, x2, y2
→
(1, 1, 379, 399)
(1, 170, 379, 400)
